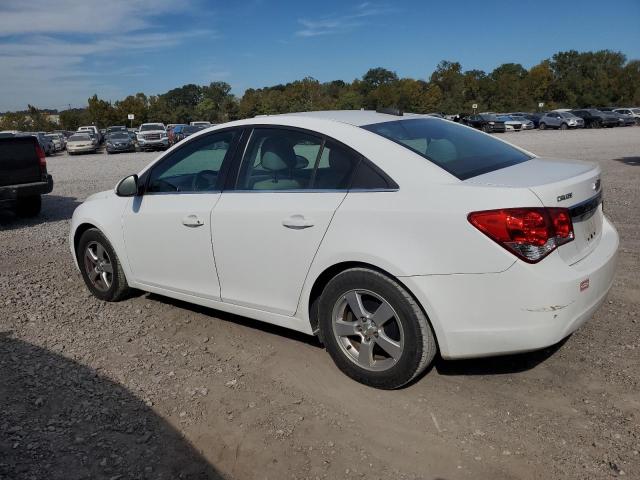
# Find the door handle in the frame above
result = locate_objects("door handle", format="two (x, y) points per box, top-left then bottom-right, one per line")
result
(182, 214), (204, 227)
(282, 214), (314, 230)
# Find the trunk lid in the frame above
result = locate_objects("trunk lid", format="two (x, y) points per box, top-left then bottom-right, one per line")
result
(467, 158), (603, 265)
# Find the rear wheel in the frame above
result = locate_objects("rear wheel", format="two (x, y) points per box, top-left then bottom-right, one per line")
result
(77, 228), (130, 302)
(318, 268), (437, 389)
(560, 123), (568, 130)
(592, 120), (602, 129)
(539, 122), (546, 130)
(16, 195), (41, 217)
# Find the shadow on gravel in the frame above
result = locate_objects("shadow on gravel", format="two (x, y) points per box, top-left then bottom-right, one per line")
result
(435, 337), (569, 376)
(146, 293), (324, 349)
(614, 156), (640, 166)
(0, 332), (223, 480)
(0, 195), (81, 230)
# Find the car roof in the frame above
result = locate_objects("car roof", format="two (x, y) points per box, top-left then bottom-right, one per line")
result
(258, 110), (428, 127)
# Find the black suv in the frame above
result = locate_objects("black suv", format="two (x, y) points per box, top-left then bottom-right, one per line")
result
(463, 113), (506, 133)
(570, 109), (618, 128)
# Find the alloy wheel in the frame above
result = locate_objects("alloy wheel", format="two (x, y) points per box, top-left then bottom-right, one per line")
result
(83, 241), (114, 292)
(331, 289), (404, 372)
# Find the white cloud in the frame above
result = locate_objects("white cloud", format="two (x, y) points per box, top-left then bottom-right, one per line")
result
(0, 0), (176, 36)
(0, 0), (217, 110)
(295, 3), (395, 37)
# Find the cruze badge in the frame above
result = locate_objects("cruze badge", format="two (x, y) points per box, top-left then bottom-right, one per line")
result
(557, 192), (573, 202)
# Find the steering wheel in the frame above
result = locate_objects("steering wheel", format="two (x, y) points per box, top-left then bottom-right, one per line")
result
(192, 170), (218, 191)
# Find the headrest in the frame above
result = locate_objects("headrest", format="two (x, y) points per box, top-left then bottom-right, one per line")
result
(261, 137), (296, 171)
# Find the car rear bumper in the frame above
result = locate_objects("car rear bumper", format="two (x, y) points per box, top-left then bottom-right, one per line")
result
(403, 216), (619, 359)
(0, 175), (53, 202)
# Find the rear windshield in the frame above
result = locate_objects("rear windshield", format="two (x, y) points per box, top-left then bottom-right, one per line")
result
(362, 118), (532, 180)
(70, 134), (90, 141)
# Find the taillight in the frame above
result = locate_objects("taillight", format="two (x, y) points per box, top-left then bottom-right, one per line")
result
(468, 207), (574, 263)
(35, 143), (46, 171)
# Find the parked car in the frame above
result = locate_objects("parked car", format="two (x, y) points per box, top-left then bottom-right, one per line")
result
(570, 109), (618, 128)
(53, 132), (67, 150)
(106, 132), (136, 154)
(136, 123), (169, 151)
(512, 112), (544, 128)
(173, 124), (206, 143)
(539, 111), (584, 130)
(78, 125), (102, 143)
(606, 110), (636, 127)
(496, 115), (524, 131)
(67, 133), (98, 155)
(508, 115), (535, 130)
(0, 135), (53, 216)
(463, 113), (506, 133)
(45, 133), (63, 151)
(28, 132), (55, 156)
(167, 124), (186, 145)
(613, 108), (640, 125)
(69, 110), (618, 389)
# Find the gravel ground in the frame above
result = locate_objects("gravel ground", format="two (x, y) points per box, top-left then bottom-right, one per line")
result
(1, 127), (639, 480)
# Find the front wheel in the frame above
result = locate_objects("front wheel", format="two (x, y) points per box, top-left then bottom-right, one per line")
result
(539, 122), (546, 130)
(77, 228), (130, 301)
(318, 268), (437, 389)
(560, 123), (568, 130)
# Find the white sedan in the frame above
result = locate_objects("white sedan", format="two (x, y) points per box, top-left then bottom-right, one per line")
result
(69, 110), (618, 389)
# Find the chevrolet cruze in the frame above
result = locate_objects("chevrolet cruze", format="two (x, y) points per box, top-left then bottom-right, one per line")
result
(69, 110), (618, 389)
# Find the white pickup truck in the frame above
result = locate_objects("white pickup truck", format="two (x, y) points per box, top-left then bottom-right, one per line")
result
(136, 123), (169, 151)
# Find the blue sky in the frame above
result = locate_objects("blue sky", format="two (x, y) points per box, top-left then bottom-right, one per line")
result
(0, 0), (639, 111)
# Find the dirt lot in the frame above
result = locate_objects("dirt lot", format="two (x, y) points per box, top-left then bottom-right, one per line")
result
(1, 127), (639, 480)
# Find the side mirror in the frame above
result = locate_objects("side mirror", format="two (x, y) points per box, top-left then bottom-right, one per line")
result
(116, 174), (139, 197)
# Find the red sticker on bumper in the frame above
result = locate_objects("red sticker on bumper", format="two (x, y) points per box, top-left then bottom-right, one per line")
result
(580, 279), (589, 292)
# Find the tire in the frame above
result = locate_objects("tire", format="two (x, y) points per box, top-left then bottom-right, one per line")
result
(593, 120), (601, 129)
(539, 122), (546, 130)
(482, 124), (491, 133)
(77, 228), (130, 302)
(16, 195), (41, 217)
(318, 268), (437, 389)
(560, 123), (568, 130)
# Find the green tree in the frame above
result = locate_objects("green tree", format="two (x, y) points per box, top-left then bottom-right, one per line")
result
(59, 108), (89, 130)
(430, 61), (465, 113)
(0, 111), (30, 131)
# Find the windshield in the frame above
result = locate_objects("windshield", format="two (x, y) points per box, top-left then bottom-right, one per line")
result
(69, 134), (90, 141)
(183, 126), (204, 134)
(480, 114), (499, 121)
(109, 133), (129, 140)
(362, 118), (531, 180)
(559, 112), (577, 118)
(140, 124), (164, 131)
(497, 115), (513, 121)
(632, 109), (640, 114)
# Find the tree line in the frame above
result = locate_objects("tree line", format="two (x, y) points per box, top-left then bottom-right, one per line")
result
(1, 49), (638, 132)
